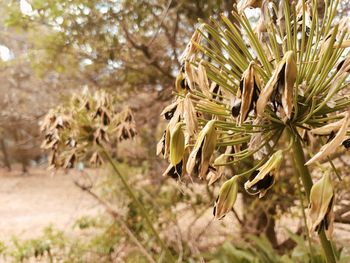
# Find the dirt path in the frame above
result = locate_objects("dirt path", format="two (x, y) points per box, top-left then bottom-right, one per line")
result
(0, 166), (101, 243)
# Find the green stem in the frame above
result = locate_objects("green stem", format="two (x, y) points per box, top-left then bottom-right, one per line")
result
(101, 148), (175, 262)
(288, 129), (337, 263)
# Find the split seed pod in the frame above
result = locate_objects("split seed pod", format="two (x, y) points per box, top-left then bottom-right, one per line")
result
(156, 125), (171, 158)
(239, 62), (256, 125)
(198, 61), (210, 97)
(310, 119), (343, 135)
(244, 150), (283, 198)
(213, 176), (239, 220)
(256, 51), (297, 119)
(282, 51), (297, 119)
(306, 111), (350, 165)
(175, 71), (189, 93)
(186, 120), (217, 178)
(308, 173), (335, 240)
(183, 94), (198, 136)
(170, 122), (185, 166)
(160, 101), (179, 121)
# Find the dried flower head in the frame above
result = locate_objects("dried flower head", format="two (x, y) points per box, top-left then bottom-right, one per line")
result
(158, 0), (350, 232)
(41, 89), (136, 169)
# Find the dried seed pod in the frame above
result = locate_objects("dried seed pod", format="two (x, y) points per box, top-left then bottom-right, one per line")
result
(156, 130), (167, 156)
(239, 62), (256, 125)
(64, 153), (76, 169)
(244, 150), (283, 198)
(198, 61), (210, 96)
(213, 176), (239, 219)
(170, 122), (185, 166)
(306, 111), (350, 165)
(89, 152), (104, 166)
(183, 94), (198, 136)
(65, 138), (77, 148)
(282, 51), (297, 119)
(156, 125), (171, 158)
(309, 173), (335, 240)
(310, 119), (343, 135)
(186, 120), (217, 178)
(256, 51), (296, 119)
(184, 61), (195, 91)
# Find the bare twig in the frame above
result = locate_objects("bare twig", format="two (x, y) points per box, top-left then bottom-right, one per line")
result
(74, 180), (156, 263)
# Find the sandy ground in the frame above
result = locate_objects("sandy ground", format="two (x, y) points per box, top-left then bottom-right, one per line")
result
(0, 165), (349, 261)
(0, 166), (101, 243)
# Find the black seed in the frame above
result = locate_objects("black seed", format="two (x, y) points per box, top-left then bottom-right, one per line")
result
(212, 84), (222, 100)
(209, 165), (216, 172)
(103, 113), (110, 125)
(167, 160), (183, 179)
(231, 101), (241, 117)
(305, 26), (311, 37)
(125, 113), (133, 122)
(324, 217), (329, 230)
(164, 106), (177, 120)
(180, 78), (188, 90)
(342, 138), (350, 149)
(84, 101), (90, 111)
(253, 173), (274, 191)
(239, 79), (244, 94)
(180, 64), (185, 73)
(249, 170), (259, 181)
(213, 205), (216, 216)
(161, 131), (166, 155)
(212, 84), (220, 95)
(193, 141), (204, 176)
(122, 127), (129, 139)
(337, 60), (345, 72)
(327, 131), (335, 143)
(249, 81), (260, 113)
(175, 160), (183, 176)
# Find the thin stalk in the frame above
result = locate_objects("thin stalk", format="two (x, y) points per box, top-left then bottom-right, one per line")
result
(295, 171), (315, 260)
(101, 147), (175, 262)
(288, 129), (337, 263)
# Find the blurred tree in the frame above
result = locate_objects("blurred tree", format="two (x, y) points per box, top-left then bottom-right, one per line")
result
(1, 0), (236, 170)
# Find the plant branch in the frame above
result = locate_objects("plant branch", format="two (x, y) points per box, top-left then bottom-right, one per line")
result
(74, 180), (156, 263)
(100, 147), (175, 262)
(288, 128), (337, 263)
